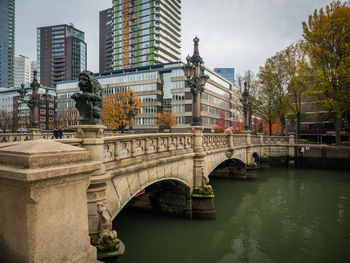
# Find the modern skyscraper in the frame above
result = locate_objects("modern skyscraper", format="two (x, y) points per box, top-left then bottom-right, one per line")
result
(0, 0), (15, 88)
(100, 8), (114, 72)
(37, 24), (87, 88)
(112, 0), (181, 70)
(14, 55), (34, 87)
(214, 68), (235, 83)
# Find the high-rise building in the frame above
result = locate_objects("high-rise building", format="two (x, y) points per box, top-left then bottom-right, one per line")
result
(37, 24), (87, 88)
(99, 8), (114, 72)
(14, 55), (34, 88)
(112, 0), (181, 70)
(0, 0), (15, 88)
(214, 68), (235, 83)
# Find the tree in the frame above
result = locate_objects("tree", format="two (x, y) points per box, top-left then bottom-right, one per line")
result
(155, 112), (177, 130)
(102, 91), (142, 132)
(230, 114), (244, 133)
(257, 61), (279, 135)
(302, 0), (350, 144)
(214, 111), (228, 133)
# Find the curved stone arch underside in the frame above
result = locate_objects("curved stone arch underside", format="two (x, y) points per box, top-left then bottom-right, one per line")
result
(105, 157), (194, 220)
(109, 177), (191, 220)
(204, 150), (247, 179)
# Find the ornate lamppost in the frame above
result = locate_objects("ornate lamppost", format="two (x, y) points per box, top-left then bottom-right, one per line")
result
(124, 93), (139, 131)
(17, 70), (48, 129)
(240, 81), (250, 132)
(182, 36), (209, 126)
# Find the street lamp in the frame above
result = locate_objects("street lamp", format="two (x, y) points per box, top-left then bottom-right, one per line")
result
(123, 92), (138, 131)
(182, 36), (209, 126)
(17, 70), (41, 129)
(240, 81), (250, 131)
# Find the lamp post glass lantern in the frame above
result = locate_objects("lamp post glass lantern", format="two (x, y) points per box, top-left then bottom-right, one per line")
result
(17, 70), (53, 130)
(241, 81), (250, 131)
(182, 36), (209, 126)
(124, 93), (138, 131)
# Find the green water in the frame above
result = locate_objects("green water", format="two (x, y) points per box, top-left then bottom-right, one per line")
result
(114, 168), (350, 263)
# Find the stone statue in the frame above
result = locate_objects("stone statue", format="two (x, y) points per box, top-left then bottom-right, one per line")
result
(91, 202), (120, 252)
(71, 70), (102, 125)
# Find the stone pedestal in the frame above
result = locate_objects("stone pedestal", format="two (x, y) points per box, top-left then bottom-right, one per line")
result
(29, 127), (41, 140)
(70, 125), (107, 235)
(0, 139), (100, 262)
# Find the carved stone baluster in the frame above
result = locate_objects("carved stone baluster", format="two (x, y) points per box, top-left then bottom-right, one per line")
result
(115, 141), (121, 160)
(145, 138), (150, 154)
(131, 139), (136, 157)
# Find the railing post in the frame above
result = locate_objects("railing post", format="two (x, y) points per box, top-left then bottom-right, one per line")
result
(246, 132), (251, 145)
(225, 128), (233, 148)
(70, 125), (107, 235)
(0, 140), (101, 262)
(188, 126), (216, 219)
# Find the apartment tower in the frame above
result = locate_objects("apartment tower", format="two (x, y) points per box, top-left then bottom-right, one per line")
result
(37, 24), (87, 88)
(113, 0), (181, 70)
(0, 0), (15, 88)
(100, 8), (114, 72)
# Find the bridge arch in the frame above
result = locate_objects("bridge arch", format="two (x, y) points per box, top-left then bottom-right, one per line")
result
(110, 177), (191, 220)
(207, 157), (247, 180)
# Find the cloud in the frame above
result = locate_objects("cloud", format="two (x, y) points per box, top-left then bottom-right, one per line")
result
(15, 0), (331, 77)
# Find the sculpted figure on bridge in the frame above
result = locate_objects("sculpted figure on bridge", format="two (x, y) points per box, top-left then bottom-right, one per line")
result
(71, 70), (103, 125)
(91, 202), (120, 252)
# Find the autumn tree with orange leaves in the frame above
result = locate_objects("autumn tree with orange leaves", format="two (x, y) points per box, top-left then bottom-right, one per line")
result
(102, 91), (142, 132)
(156, 111), (177, 130)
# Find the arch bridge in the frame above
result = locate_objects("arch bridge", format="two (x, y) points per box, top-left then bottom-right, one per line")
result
(0, 126), (294, 262)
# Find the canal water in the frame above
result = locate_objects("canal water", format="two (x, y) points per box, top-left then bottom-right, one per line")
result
(114, 168), (350, 263)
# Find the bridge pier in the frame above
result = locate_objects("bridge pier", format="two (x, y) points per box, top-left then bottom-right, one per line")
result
(188, 126), (216, 219)
(71, 125), (124, 261)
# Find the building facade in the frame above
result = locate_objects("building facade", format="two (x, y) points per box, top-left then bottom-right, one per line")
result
(0, 0), (15, 88)
(100, 8), (114, 73)
(37, 24), (87, 88)
(0, 86), (56, 131)
(14, 55), (36, 88)
(56, 62), (241, 132)
(214, 68), (235, 83)
(112, 0), (181, 70)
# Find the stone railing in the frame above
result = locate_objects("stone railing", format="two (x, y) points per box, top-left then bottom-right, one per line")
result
(251, 135), (262, 145)
(102, 133), (193, 163)
(232, 134), (247, 146)
(203, 134), (230, 150)
(264, 136), (289, 144)
(0, 132), (74, 143)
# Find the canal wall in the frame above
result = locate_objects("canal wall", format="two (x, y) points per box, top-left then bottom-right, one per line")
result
(295, 145), (350, 170)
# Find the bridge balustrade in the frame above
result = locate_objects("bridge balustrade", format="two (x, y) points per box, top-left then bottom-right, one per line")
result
(251, 135), (262, 145)
(203, 134), (229, 150)
(232, 134), (247, 145)
(264, 136), (289, 144)
(103, 133), (193, 163)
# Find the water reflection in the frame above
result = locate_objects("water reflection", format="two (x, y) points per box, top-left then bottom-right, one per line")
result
(115, 168), (350, 263)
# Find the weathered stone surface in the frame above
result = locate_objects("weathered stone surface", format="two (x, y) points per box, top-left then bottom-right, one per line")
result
(0, 140), (101, 263)
(0, 139), (90, 169)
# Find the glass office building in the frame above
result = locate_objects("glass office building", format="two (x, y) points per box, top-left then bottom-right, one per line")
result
(0, 0), (15, 88)
(112, 0), (181, 70)
(56, 62), (240, 132)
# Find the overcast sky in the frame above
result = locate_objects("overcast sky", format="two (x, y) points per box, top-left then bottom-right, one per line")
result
(15, 0), (331, 77)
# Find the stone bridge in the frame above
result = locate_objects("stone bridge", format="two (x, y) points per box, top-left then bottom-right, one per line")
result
(61, 126), (294, 230)
(0, 126), (294, 262)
